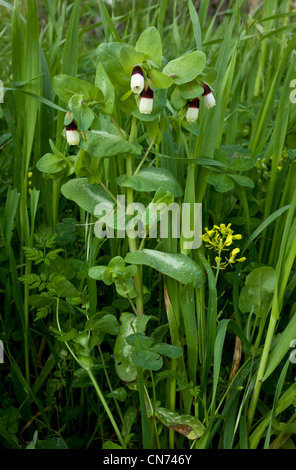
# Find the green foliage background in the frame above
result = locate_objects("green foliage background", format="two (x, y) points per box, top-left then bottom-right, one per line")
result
(0, 0), (296, 450)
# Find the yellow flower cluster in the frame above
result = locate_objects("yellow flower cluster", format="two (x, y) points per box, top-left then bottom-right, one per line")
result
(202, 223), (246, 269)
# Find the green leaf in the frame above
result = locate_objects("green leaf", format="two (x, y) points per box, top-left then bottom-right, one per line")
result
(150, 407), (205, 440)
(120, 89), (133, 101)
(35, 437), (68, 450)
(215, 146), (255, 171)
(241, 205), (290, 255)
(122, 406), (138, 436)
(115, 279), (137, 299)
(113, 312), (151, 382)
(72, 364), (104, 388)
(150, 343), (183, 358)
(238, 285), (254, 314)
(120, 45), (145, 76)
(244, 266), (276, 307)
(36, 153), (67, 174)
(50, 276), (78, 298)
(102, 441), (124, 450)
(73, 149), (91, 177)
(188, 0), (202, 51)
(95, 60), (115, 115)
(68, 94), (95, 131)
(264, 312), (296, 381)
(79, 130), (142, 158)
(49, 326), (78, 342)
(206, 173), (235, 192)
(148, 69), (173, 89)
(125, 332), (154, 350)
(171, 86), (187, 109)
(135, 27), (162, 67)
(55, 218), (76, 245)
(116, 167), (183, 197)
(203, 67), (218, 84)
(61, 177), (114, 215)
(162, 51), (206, 85)
(122, 265), (138, 280)
(180, 284), (197, 384)
(229, 174), (255, 188)
(88, 266), (107, 281)
(97, 0), (121, 42)
(125, 249), (205, 288)
(182, 121), (200, 136)
(78, 355), (93, 370)
(53, 74), (104, 104)
(97, 42), (130, 92)
(107, 387), (127, 402)
(178, 80), (203, 100)
(145, 118), (161, 144)
(131, 349), (163, 371)
(85, 313), (119, 335)
(0, 407), (19, 435)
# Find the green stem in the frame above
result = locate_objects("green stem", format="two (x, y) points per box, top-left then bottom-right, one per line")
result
(87, 369), (126, 448)
(215, 252), (221, 285)
(23, 274), (30, 385)
(137, 367), (151, 449)
(247, 313), (277, 429)
(98, 345), (125, 431)
(146, 374), (160, 449)
(52, 179), (61, 228)
(169, 359), (177, 449)
(126, 116), (144, 315)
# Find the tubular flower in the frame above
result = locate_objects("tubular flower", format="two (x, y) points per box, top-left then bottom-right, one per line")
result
(202, 83), (216, 109)
(66, 120), (80, 146)
(130, 66), (145, 94)
(186, 98), (200, 122)
(139, 86), (153, 114)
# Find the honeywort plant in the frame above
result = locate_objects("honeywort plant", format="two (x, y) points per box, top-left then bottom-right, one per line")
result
(0, 0), (296, 450)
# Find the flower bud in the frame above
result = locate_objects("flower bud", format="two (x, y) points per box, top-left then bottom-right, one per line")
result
(139, 86), (153, 114)
(202, 83), (216, 109)
(186, 98), (200, 122)
(66, 121), (80, 146)
(130, 66), (145, 94)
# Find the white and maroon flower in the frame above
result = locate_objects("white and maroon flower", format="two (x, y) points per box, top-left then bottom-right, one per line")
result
(202, 83), (216, 109)
(130, 66), (145, 94)
(186, 98), (200, 122)
(66, 121), (80, 146)
(139, 86), (153, 114)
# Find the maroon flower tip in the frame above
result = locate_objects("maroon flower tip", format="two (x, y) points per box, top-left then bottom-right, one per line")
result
(202, 83), (211, 96)
(132, 66), (144, 76)
(141, 87), (153, 99)
(66, 120), (78, 131)
(188, 98), (200, 108)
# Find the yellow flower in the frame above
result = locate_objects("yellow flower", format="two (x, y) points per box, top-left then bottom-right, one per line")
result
(202, 223), (246, 270)
(226, 248), (246, 266)
(225, 234), (233, 246)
